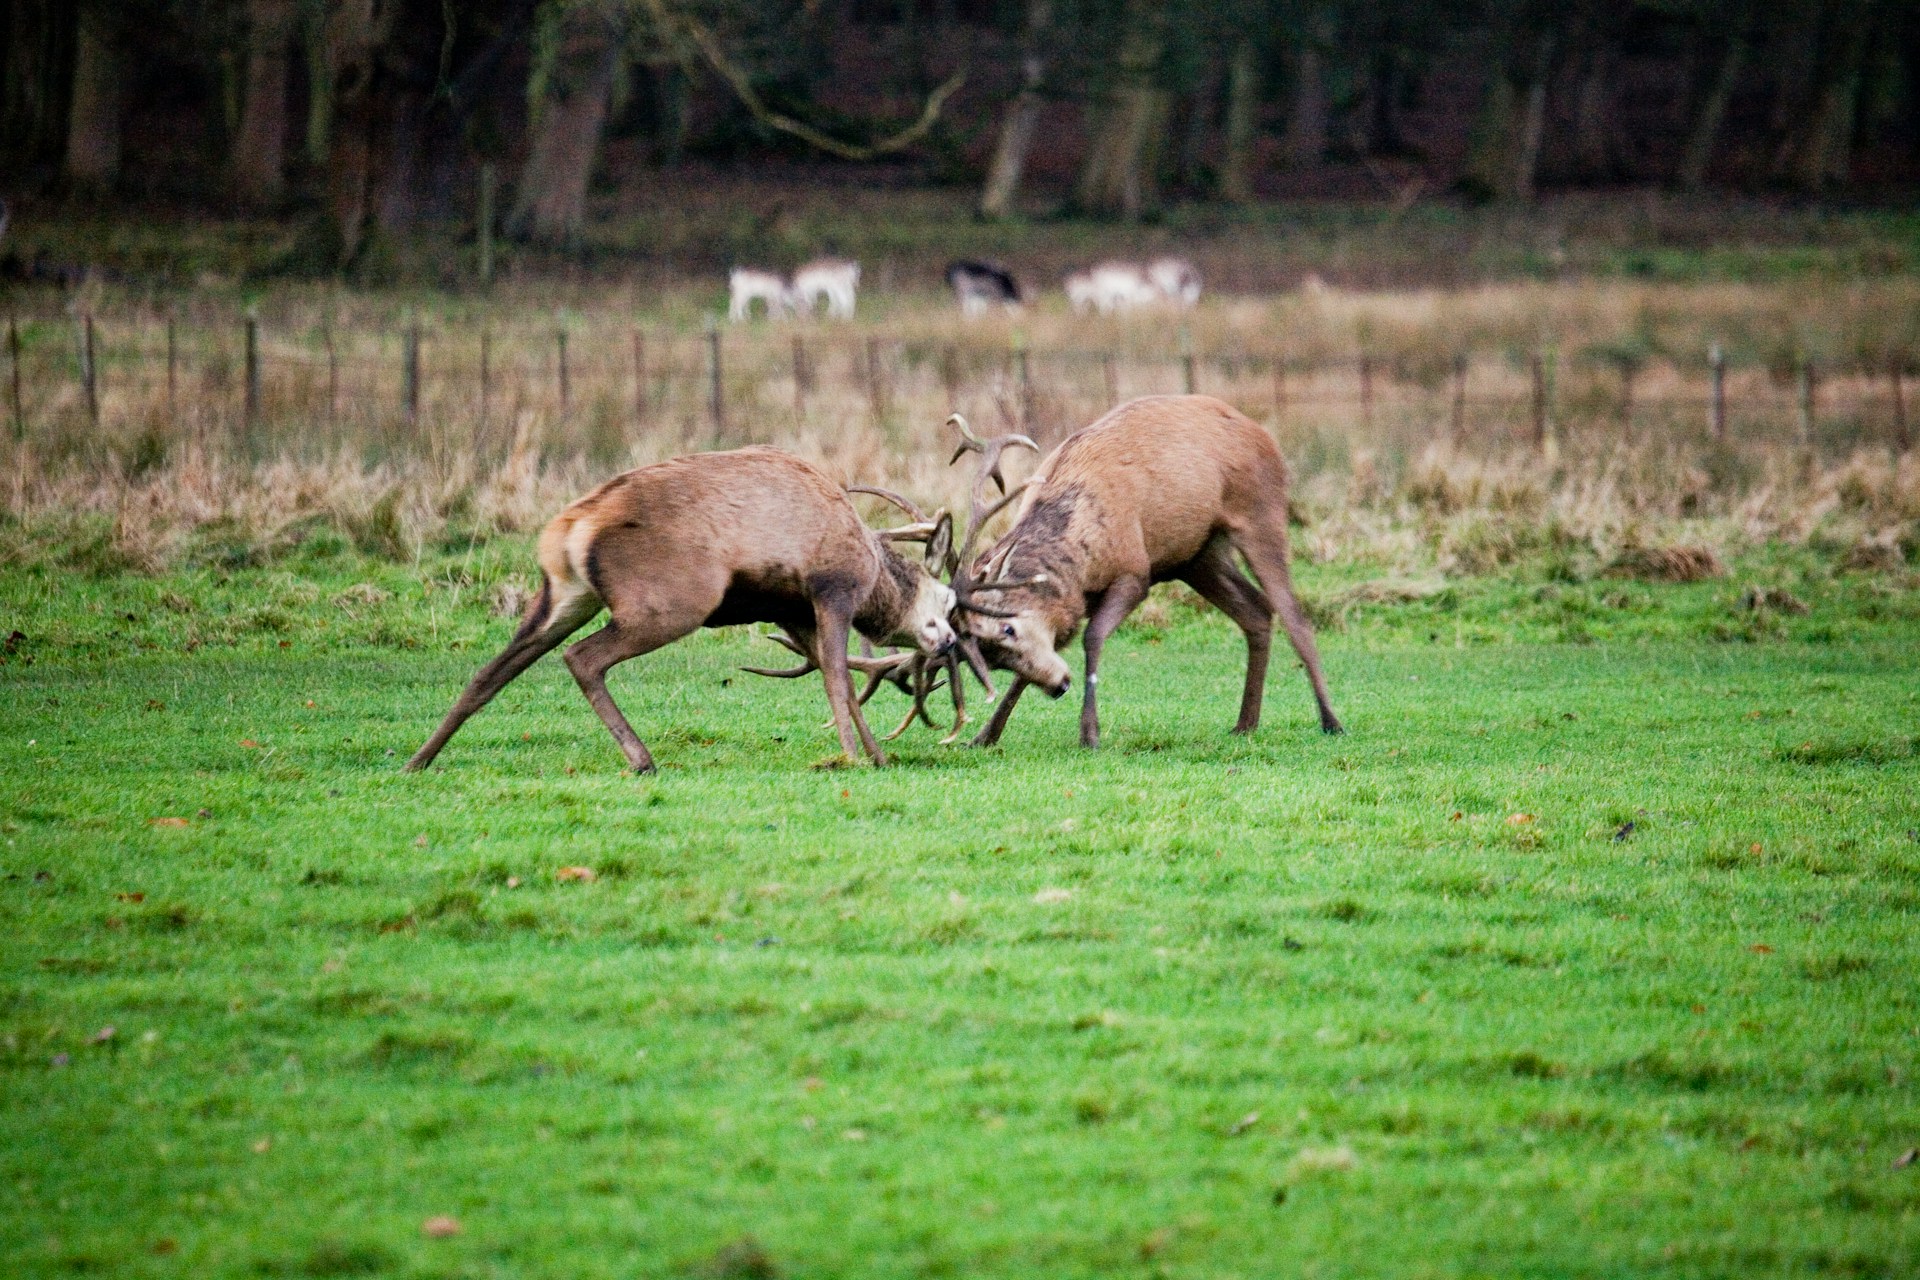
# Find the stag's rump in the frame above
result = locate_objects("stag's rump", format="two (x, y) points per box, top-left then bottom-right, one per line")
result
(536, 447), (877, 628)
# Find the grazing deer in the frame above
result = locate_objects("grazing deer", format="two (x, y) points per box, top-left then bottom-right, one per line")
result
(946, 259), (1022, 316)
(1146, 256), (1201, 307)
(729, 267), (792, 323)
(1064, 262), (1162, 315)
(406, 447), (958, 774)
(790, 259), (861, 319)
(949, 397), (1342, 748)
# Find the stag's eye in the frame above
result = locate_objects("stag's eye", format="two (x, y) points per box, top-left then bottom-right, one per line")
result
(1001, 623), (1017, 639)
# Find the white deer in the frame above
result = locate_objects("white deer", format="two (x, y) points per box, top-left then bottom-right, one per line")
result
(1147, 257), (1201, 307)
(728, 268), (792, 323)
(790, 259), (861, 319)
(1065, 262), (1161, 315)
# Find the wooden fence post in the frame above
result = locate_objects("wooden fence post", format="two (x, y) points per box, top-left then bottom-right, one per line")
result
(165, 316), (177, 418)
(1796, 357), (1815, 446)
(555, 328), (570, 414)
(7, 318), (22, 440)
(1708, 343), (1726, 442)
(705, 319), (723, 434)
(1358, 352), (1374, 429)
(1529, 351), (1546, 449)
(865, 336), (888, 421)
(1619, 362), (1636, 442)
(793, 334), (811, 413)
(1891, 355), (1910, 453)
(324, 327), (339, 427)
(479, 330), (491, 430)
(243, 314), (260, 429)
(477, 161), (496, 287)
(403, 323), (422, 424)
(1013, 333), (1033, 431)
(632, 329), (646, 424)
(80, 313), (100, 427)
(1179, 324), (1196, 395)
(1450, 353), (1467, 444)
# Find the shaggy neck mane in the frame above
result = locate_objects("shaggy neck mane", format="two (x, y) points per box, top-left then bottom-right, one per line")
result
(984, 488), (1089, 624)
(855, 538), (921, 638)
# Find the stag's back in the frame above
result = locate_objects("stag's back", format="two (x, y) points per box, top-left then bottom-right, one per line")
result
(537, 447), (873, 601)
(1020, 396), (1286, 576)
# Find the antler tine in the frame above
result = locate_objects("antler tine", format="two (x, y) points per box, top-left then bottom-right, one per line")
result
(879, 521), (940, 543)
(938, 651), (970, 745)
(953, 481), (1029, 574)
(740, 661), (816, 678)
(968, 573), (1049, 593)
(847, 650), (918, 677)
(846, 485), (929, 523)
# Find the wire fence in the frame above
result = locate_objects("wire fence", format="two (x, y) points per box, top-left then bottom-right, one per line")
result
(5, 309), (1914, 466)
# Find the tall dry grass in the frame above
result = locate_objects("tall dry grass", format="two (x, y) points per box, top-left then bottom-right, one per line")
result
(3, 278), (1917, 578)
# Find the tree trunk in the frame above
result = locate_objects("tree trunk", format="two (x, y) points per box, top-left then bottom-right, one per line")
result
(305, 4), (333, 165)
(321, 0), (395, 266)
(978, 0), (1052, 219)
(233, 0), (296, 208)
(63, 1), (121, 190)
(1569, 40), (1614, 181)
(1074, 3), (1167, 219)
(1777, 6), (1873, 191)
(1282, 16), (1330, 170)
(1511, 35), (1554, 201)
(1220, 39), (1261, 202)
(3, 0), (79, 169)
(1679, 33), (1745, 192)
(507, 7), (621, 246)
(1175, 54), (1222, 190)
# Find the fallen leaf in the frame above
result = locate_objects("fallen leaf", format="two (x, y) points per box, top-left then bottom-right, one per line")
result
(147, 817), (189, 828)
(1894, 1148), (1917, 1170)
(413, 834), (429, 848)
(1506, 813), (1534, 825)
(89, 1025), (116, 1044)
(420, 1216), (461, 1239)
(150, 1239), (178, 1256)
(1748, 943), (1773, 954)
(1227, 1110), (1261, 1137)
(251, 1137), (271, 1154)
(115, 892), (145, 903)
(556, 866), (596, 883)
(801, 1076), (824, 1092)
(195, 808), (212, 819)
(304, 700), (315, 708)
(1749, 842), (1763, 855)
(504, 876), (520, 889)
(239, 739), (259, 749)
(1032, 887), (1072, 905)
(841, 1127), (867, 1142)
(1449, 810), (1463, 821)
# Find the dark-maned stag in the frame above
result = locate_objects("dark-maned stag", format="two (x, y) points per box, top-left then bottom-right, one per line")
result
(950, 395), (1342, 748)
(406, 446), (957, 774)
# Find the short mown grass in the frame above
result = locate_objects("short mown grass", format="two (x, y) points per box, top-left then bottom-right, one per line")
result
(3, 549), (1919, 1278)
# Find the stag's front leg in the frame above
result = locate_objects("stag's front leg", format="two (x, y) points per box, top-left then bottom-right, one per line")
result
(969, 676), (1029, 747)
(813, 601), (887, 766)
(1079, 577), (1149, 749)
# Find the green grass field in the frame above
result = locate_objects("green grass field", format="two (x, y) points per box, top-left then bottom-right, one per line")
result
(3, 546), (1918, 1278)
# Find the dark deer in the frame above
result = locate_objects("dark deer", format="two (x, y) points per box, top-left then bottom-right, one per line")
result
(406, 446), (957, 774)
(952, 395), (1342, 747)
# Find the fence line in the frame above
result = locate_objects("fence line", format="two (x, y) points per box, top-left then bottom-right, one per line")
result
(2, 312), (1914, 460)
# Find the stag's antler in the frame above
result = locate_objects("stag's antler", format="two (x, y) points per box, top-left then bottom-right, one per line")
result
(942, 413), (1046, 695)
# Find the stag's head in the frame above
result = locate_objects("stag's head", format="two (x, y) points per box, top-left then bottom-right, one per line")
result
(850, 486), (958, 659)
(941, 414), (1074, 698)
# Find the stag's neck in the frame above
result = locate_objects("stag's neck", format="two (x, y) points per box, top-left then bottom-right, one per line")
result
(993, 489), (1092, 627)
(853, 536), (921, 641)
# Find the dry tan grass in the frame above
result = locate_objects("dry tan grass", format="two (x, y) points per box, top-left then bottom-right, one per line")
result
(3, 280), (1916, 578)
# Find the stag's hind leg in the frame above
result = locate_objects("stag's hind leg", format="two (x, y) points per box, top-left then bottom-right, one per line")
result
(405, 582), (602, 771)
(563, 614), (701, 774)
(1229, 516), (1343, 734)
(812, 598), (886, 766)
(1182, 538), (1275, 735)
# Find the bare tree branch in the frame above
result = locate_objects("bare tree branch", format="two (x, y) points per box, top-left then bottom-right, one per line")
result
(640, 0), (966, 162)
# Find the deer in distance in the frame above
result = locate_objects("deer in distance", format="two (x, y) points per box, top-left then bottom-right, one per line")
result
(405, 446), (958, 774)
(948, 396), (1342, 748)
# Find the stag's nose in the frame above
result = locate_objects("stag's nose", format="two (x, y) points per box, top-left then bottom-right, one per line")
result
(1047, 673), (1072, 699)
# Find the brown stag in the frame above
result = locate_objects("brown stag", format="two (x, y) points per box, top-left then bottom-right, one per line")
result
(950, 396), (1342, 747)
(405, 446), (957, 773)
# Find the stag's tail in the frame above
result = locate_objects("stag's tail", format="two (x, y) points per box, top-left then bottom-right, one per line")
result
(403, 521), (603, 771)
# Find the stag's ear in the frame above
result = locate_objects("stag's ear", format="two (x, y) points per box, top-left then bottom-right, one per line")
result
(925, 511), (953, 573)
